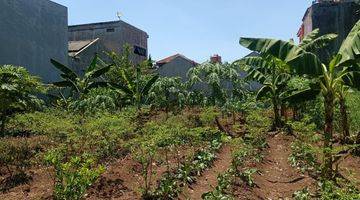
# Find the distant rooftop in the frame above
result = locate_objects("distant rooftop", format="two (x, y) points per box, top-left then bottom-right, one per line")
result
(68, 38), (99, 57)
(156, 54), (198, 66)
(68, 20), (148, 37)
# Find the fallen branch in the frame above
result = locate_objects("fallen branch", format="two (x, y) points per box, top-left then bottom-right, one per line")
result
(265, 176), (305, 184)
(215, 117), (236, 137)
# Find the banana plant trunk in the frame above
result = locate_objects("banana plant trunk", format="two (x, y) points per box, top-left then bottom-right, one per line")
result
(339, 97), (350, 143)
(0, 115), (6, 136)
(272, 97), (282, 128)
(281, 104), (288, 122)
(323, 93), (334, 179)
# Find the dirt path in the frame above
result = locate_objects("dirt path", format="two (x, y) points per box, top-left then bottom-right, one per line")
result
(179, 144), (233, 200)
(237, 133), (316, 199)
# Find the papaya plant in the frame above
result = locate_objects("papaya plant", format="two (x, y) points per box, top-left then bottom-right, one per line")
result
(148, 77), (186, 115)
(0, 65), (44, 134)
(187, 61), (239, 106)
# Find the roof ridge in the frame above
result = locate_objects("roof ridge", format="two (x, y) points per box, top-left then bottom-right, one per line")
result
(156, 54), (198, 65)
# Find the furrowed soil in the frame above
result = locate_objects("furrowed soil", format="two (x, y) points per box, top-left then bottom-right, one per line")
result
(2, 132), (360, 199)
(234, 133), (317, 199)
(179, 145), (233, 200)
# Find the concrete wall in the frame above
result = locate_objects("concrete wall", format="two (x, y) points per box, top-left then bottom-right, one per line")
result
(68, 20), (148, 71)
(304, 1), (360, 59)
(0, 0), (68, 83)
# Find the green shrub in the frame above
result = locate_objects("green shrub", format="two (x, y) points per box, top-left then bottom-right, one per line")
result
(319, 180), (360, 200)
(346, 91), (360, 137)
(9, 109), (78, 136)
(199, 107), (220, 126)
(44, 151), (104, 200)
(68, 88), (118, 114)
(0, 65), (45, 134)
(0, 140), (35, 177)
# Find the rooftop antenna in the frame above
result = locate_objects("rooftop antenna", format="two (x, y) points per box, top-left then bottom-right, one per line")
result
(116, 12), (123, 20)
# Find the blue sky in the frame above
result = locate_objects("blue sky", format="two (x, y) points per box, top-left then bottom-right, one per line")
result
(53, 0), (313, 63)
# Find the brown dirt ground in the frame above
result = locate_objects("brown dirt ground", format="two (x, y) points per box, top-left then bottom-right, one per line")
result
(234, 133), (317, 200)
(339, 155), (360, 189)
(2, 123), (360, 199)
(179, 145), (233, 200)
(0, 167), (53, 200)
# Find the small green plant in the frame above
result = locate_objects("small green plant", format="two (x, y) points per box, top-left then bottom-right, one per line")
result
(44, 151), (104, 200)
(131, 143), (158, 198)
(153, 173), (181, 200)
(238, 168), (258, 187)
(293, 187), (311, 200)
(202, 169), (235, 200)
(289, 140), (319, 173)
(319, 180), (360, 200)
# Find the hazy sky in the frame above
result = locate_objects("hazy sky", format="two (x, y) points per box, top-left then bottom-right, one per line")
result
(52, 0), (313, 63)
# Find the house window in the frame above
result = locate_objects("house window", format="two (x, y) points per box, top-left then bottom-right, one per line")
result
(134, 45), (147, 57)
(106, 28), (115, 32)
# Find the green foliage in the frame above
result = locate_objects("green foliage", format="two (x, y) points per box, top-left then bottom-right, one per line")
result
(9, 109), (135, 160)
(188, 62), (239, 106)
(110, 61), (159, 109)
(0, 140), (36, 177)
(293, 187), (311, 200)
(238, 168), (258, 187)
(51, 55), (111, 99)
(148, 77), (187, 112)
(199, 107), (221, 126)
(289, 118), (320, 173)
(105, 44), (134, 84)
(319, 180), (360, 200)
(0, 65), (44, 134)
(346, 91), (360, 135)
(202, 169), (235, 200)
(68, 88), (117, 114)
(153, 173), (181, 200)
(9, 109), (79, 137)
(239, 20), (360, 179)
(289, 140), (319, 173)
(44, 151), (104, 200)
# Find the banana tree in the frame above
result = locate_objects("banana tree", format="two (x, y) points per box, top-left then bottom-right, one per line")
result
(51, 55), (112, 99)
(237, 55), (291, 128)
(110, 61), (159, 110)
(239, 20), (360, 179)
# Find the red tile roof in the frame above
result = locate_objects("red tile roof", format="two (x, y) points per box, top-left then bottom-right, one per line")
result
(156, 54), (198, 66)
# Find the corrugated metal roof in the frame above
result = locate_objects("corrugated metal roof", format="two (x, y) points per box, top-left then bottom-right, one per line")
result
(68, 38), (99, 57)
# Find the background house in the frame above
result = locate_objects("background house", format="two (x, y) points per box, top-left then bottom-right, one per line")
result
(155, 54), (198, 82)
(68, 20), (149, 75)
(0, 0), (68, 83)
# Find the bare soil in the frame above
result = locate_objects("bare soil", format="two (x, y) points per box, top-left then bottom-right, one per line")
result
(179, 145), (233, 200)
(234, 133), (317, 199)
(1, 130), (360, 199)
